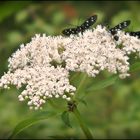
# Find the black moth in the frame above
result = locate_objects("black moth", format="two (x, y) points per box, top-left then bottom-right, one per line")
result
(109, 20), (131, 41)
(62, 15), (97, 36)
(126, 31), (140, 39)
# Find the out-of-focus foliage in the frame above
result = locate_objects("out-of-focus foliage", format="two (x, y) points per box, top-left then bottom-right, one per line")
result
(0, 1), (140, 139)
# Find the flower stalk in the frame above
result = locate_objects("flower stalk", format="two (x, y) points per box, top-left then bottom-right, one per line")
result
(71, 73), (93, 139)
(48, 98), (93, 139)
(75, 73), (88, 95)
(73, 107), (93, 139)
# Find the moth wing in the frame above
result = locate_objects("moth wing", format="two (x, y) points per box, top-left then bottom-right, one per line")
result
(110, 20), (131, 33)
(80, 15), (97, 29)
(114, 20), (131, 31)
(62, 28), (77, 36)
(129, 31), (140, 38)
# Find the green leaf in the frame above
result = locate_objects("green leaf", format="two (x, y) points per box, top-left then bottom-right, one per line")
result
(0, 2), (30, 23)
(61, 111), (72, 128)
(86, 75), (118, 92)
(78, 98), (88, 107)
(130, 62), (140, 72)
(9, 111), (58, 138)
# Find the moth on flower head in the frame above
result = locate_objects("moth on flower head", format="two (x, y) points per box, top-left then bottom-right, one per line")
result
(0, 21), (140, 110)
(126, 31), (140, 39)
(62, 15), (97, 36)
(109, 20), (131, 41)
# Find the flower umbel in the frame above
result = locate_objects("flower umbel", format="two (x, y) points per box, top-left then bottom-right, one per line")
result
(0, 25), (140, 109)
(62, 25), (131, 78)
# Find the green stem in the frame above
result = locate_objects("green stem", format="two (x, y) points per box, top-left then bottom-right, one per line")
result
(73, 107), (94, 139)
(75, 73), (88, 95)
(71, 73), (93, 138)
(70, 72), (80, 82)
(48, 72), (93, 139)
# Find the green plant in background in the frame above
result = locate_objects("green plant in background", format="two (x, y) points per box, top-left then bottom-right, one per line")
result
(0, 1), (140, 139)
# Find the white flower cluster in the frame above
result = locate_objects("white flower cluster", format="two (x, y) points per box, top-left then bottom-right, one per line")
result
(0, 25), (140, 109)
(62, 26), (131, 78)
(117, 31), (140, 55)
(0, 66), (75, 110)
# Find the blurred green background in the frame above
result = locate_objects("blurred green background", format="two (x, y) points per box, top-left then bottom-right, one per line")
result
(0, 1), (140, 139)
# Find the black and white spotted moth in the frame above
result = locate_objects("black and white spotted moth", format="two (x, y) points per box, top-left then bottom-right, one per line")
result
(62, 15), (97, 36)
(62, 15), (139, 40)
(109, 20), (131, 41)
(126, 31), (140, 39)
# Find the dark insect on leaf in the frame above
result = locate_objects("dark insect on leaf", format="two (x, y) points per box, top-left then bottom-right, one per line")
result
(62, 15), (97, 36)
(126, 31), (140, 39)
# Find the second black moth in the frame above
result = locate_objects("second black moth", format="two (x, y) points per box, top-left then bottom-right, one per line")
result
(62, 15), (97, 36)
(126, 31), (140, 39)
(109, 20), (131, 41)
